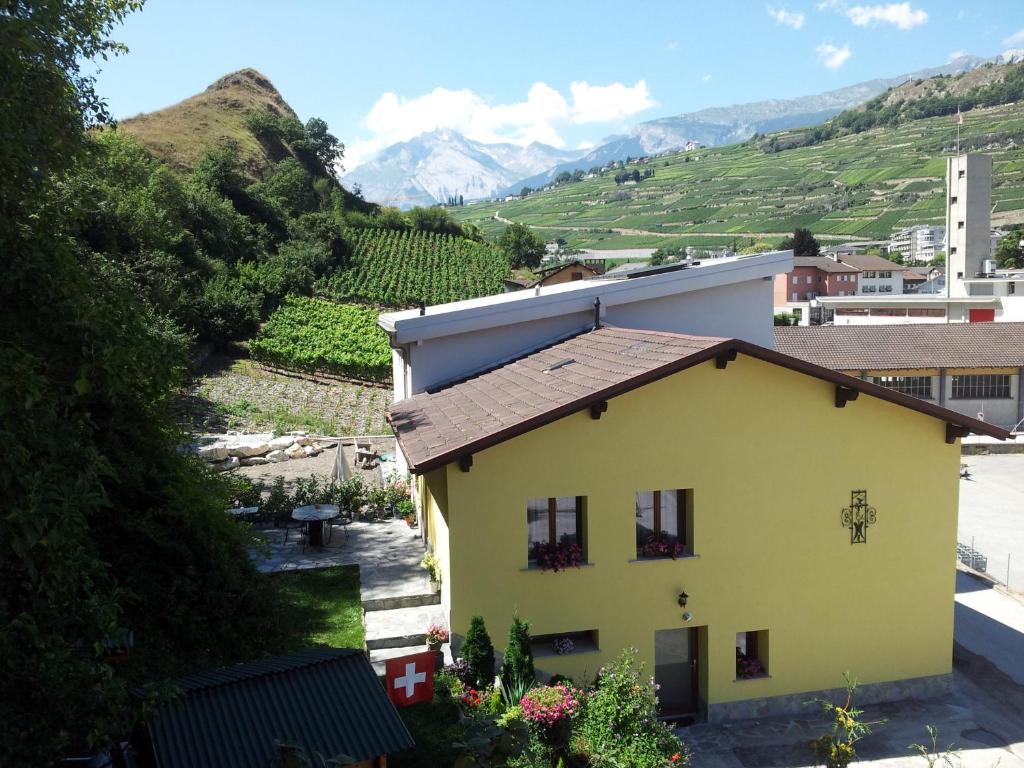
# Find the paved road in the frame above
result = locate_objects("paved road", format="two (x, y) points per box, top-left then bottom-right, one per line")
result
(955, 570), (1024, 685)
(958, 454), (1024, 590)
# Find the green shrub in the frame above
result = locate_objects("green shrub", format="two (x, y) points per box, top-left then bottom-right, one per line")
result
(573, 648), (688, 768)
(461, 616), (496, 689)
(198, 275), (262, 340)
(501, 615), (535, 691)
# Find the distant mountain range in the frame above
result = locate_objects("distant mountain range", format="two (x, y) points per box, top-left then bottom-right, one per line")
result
(343, 54), (996, 208)
(341, 130), (583, 209)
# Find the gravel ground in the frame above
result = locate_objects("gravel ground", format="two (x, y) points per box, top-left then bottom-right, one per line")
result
(179, 353), (391, 437)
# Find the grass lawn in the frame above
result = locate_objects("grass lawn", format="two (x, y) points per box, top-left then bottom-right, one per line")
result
(273, 565), (364, 650)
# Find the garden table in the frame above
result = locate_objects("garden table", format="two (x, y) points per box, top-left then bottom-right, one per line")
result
(292, 504), (340, 547)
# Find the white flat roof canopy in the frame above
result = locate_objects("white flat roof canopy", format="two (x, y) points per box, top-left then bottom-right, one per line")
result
(817, 295), (1000, 308)
(379, 250), (793, 344)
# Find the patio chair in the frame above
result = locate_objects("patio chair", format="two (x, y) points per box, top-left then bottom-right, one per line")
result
(283, 519), (308, 550)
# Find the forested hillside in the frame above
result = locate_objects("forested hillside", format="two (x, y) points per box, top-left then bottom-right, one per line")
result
(65, 69), (509, 351)
(455, 64), (1024, 252)
(0, 9), (504, 764)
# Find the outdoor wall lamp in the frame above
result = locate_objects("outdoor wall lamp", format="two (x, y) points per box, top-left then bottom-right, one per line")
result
(677, 591), (688, 608)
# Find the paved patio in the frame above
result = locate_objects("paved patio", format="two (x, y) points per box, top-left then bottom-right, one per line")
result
(252, 517), (433, 605)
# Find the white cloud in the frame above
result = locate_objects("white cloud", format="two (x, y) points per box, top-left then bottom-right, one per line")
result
(346, 80), (656, 167)
(569, 80), (656, 124)
(768, 5), (806, 29)
(948, 49), (968, 61)
(667, 40), (678, 51)
(1005, 28), (1024, 46)
(817, 42), (852, 69)
(846, 3), (927, 30)
(576, 139), (596, 150)
(702, 74), (713, 82)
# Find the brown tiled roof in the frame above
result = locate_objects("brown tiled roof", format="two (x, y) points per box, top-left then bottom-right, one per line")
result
(774, 323), (1024, 371)
(388, 326), (1007, 472)
(830, 253), (902, 271)
(792, 257), (859, 273)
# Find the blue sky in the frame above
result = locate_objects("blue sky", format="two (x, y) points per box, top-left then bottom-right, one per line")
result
(94, 0), (1023, 168)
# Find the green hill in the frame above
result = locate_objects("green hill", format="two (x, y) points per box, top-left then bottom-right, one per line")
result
(118, 68), (302, 180)
(455, 91), (1024, 252)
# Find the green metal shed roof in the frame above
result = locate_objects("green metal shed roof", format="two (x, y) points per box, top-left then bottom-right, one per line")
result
(147, 647), (414, 768)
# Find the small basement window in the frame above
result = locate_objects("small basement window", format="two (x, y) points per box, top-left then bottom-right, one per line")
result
(531, 629), (599, 658)
(736, 630), (769, 680)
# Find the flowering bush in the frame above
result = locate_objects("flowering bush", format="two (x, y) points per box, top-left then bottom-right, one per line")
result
(736, 647), (765, 679)
(427, 624), (450, 645)
(531, 540), (584, 572)
(520, 684), (580, 727)
(554, 637), (575, 655)
(460, 687), (484, 711)
(573, 648), (689, 768)
(640, 531), (684, 559)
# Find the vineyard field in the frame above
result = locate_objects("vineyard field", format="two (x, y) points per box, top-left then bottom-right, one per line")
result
(250, 298), (392, 381)
(321, 228), (509, 307)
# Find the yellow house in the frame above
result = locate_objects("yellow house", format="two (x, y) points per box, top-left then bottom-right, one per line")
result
(387, 326), (1007, 721)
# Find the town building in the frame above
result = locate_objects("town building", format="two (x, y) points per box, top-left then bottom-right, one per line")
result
(889, 225), (945, 264)
(774, 323), (1024, 431)
(772, 256), (859, 315)
(139, 647), (414, 768)
(824, 252), (905, 295)
(387, 325), (1006, 723)
(527, 260), (603, 287)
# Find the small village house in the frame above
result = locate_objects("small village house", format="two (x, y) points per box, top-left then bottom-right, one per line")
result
(387, 325), (1006, 722)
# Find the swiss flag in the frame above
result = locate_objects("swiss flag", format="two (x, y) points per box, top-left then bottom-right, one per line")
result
(385, 651), (435, 707)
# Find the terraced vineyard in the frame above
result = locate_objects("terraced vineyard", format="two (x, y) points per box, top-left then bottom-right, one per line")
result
(455, 102), (1024, 251)
(326, 228), (509, 307)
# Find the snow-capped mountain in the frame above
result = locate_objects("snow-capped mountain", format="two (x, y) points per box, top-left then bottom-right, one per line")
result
(341, 129), (581, 208)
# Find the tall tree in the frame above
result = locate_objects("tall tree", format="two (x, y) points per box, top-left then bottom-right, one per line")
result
(779, 228), (821, 258)
(1, 3), (289, 764)
(498, 222), (545, 270)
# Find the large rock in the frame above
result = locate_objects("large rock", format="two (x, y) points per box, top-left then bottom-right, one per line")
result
(218, 456), (241, 471)
(241, 456), (269, 466)
(302, 445), (320, 457)
(228, 440), (271, 458)
(266, 450), (290, 463)
(284, 443), (306, 459)
(269, 435), (295, 451)
(294, 435), (313, 447)
(198, 444), (229, 462)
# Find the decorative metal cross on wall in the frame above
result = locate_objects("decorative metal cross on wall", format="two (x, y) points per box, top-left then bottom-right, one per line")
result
(841, 490), (877, 544)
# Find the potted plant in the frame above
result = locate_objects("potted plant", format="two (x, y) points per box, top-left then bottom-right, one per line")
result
(421, 551), (441, 591)
(426, 624), (449, 651)
(397, 498), (416, 527)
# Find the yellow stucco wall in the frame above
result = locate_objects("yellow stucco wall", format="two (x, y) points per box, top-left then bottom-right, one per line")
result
(422, 355), (961, 709)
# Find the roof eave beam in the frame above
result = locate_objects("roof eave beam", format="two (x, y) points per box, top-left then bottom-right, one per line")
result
(715, 350), (738, 370)
(835, 386), (860, 408)
(945, 424), (970, 445)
